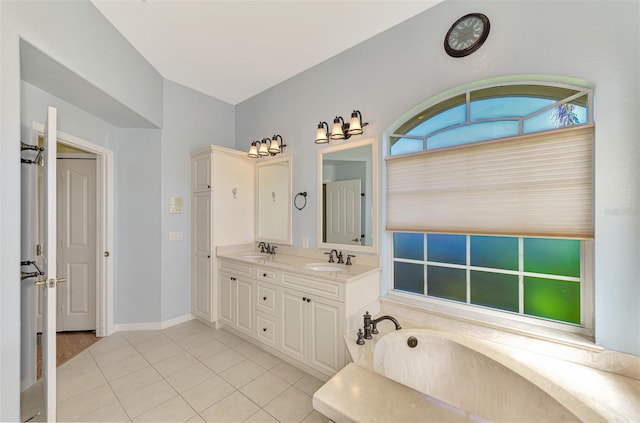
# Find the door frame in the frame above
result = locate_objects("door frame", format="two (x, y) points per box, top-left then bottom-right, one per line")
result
(32, 122), (114, 337)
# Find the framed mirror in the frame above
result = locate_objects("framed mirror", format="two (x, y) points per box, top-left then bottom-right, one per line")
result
(256, 157), (292, 244)
(317, 138), (378, 253)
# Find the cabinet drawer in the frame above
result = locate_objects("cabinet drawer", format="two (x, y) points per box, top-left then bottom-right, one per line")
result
(256, 283), (281, 316)
(256, 267), (281, 284)
(256, 313), (279, 347)
(282, 273), (343, 301)
(219, 259), (255, 277)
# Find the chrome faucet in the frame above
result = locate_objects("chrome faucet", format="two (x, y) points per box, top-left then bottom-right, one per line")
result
(363, 311), (401, 340)
(257, 242), (268, 253)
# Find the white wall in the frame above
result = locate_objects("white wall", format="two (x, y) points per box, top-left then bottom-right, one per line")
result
(235, 1), (640, 356)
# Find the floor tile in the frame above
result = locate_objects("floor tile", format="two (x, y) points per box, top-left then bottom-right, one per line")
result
(269, 361), (306, 385)
(166, 362), (216, 393)
(153, 350), (199, 378)
(91, 344), (140, 368)
(56, 384), (118, 422)
(130, 333), (174, 353)
(203, 349), (246, 373)
(187, 414), (206, 422)
(219, 360), (266, 389)
(215, 330), (244, 347)
(294, 374), (325, 396)
(264, 386), (314, 423)
(140, 340), (184, 364)
(181, 375), (235, 412)
(244, 409), (279, 423)
(188, 338), (229, 361)
(110, 365), (163, 399)
(301, 410), (331, 423)
(233, 341), (263, 357)
(74, 398), (130, 422)
(119, 379), (178, 418)
(132, 395), (198, 422)
(199, 391), (259, 423)
(249, 350), (282, 370)
(101, 353), (149, 381)
(179, 331), (218, 350)
(239, 372), (290, 407)
(57, 365), (107, 403)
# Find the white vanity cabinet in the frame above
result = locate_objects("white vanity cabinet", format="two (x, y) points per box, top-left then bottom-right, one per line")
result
(190, 146), (254, 324)
(217, 255), (380, 379)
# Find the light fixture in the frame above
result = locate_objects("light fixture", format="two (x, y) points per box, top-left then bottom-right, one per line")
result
(315, 110), (368, 143)
(315, 122), (329, 144)
(247, 135), (286, 158)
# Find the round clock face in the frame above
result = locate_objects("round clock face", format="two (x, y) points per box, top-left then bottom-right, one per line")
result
(444, 13), (490, 57)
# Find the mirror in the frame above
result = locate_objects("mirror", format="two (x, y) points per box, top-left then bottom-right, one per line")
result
(318, 138), (377, 253)
(256, 157), (292, 244)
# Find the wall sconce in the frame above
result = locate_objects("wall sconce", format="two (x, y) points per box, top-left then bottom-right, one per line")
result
(315, 110), (368, 144)
(248, 134), (286, 158)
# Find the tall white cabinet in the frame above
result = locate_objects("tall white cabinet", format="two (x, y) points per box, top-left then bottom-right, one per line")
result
(191, 146), (254, 324)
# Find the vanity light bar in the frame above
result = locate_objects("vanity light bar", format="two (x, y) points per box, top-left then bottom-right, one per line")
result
(315, 110), (368, 144)
(248, 134), (286, 158)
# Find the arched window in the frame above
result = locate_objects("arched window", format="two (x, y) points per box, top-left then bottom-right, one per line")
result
(386, 81), (594, 333)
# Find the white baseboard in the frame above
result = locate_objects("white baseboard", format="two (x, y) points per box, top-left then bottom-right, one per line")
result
(113, 313), (195, 333)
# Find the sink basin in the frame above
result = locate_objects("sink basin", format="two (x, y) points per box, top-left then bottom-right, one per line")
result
(305, 263), (346, 272)
(240, 253), (265, 259)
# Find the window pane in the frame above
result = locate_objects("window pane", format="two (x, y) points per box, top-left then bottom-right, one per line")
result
(470, 236), (518, 270)
(390, 137), (423, 156)
(407, 104), (466, 137)
(524, 277), (580, 324)
(524, 238), (580, 277)
(427, 233), (466, 265)
(470, 271), (519, 312)
(393, 233), (424, 260)
(427, 121), (519, 150)
(394, 262), (424, 294)
(470, 97), (554, 120)
(427, 266), (466, 302)
(523, 104), (587, 134)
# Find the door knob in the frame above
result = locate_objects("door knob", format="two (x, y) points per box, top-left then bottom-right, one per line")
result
(104, 251), (110, 257)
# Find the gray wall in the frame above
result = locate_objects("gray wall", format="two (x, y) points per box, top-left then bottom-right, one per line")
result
(235, 0), (640, 356)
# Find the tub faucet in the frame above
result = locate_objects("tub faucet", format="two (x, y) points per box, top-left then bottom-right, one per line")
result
(371, 315), (402, 334)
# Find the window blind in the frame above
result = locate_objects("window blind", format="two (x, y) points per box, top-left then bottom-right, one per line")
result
(386, 125), (594, 239)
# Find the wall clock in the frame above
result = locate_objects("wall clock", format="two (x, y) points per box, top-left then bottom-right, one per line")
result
(444, 13), (490, 58)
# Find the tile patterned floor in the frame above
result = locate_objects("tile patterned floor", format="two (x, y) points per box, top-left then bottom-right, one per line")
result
(24, 320), (329, 422)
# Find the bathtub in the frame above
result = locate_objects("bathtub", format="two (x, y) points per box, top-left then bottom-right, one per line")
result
(372, 329), (604, 422)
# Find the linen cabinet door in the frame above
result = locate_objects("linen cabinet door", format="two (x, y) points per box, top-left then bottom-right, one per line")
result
(309, 296), (344, 375)
(280, 290), (306, 363)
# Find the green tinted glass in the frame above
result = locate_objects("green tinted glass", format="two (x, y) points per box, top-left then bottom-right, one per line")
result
(524, 277), (580, 324)
(394, 262), (424, 295)
(471, 236), (518, 270)
(427, 234), (466, 264)
(470, 271), (519, 312)
(524, 238), (580, 277)
(427, 266), (466, 302)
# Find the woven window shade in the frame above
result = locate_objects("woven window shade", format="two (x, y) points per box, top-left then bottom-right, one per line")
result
(386, 125), (594, 239)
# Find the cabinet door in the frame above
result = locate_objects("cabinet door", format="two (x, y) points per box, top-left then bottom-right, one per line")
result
(280, 290), (306, 363)
(192, 154), (211, 192)
(193, 191), (211, 256)
(235, 278), (254, 336)
(309, 296), (344, 374)
(218, 273), (234, 326)
(192, 254), (211, 321)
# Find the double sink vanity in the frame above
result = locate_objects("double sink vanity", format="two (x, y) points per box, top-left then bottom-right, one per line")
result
(191, 138), (381, 379)
(216, 244), (380, 379)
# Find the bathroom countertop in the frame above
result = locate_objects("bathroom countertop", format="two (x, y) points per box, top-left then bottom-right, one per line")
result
(217, 249), (380, 283)
(342, 325), (640, 422)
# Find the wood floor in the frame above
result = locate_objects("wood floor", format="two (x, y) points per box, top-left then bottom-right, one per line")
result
(37, 331), (100, 379)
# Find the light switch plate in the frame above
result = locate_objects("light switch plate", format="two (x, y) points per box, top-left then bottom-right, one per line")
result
(169, 231), (184, 241)
(169, 196), (184, 214)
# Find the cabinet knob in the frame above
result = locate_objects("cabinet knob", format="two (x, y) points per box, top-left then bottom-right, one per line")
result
(230, 277), (236, 281)
(306, 298), (311, 303)
(207, 185), (211, 188)
(263, 273), (267, 277)
(263, 296), (267, 301)
(207, 255), (211, 258)
(302, 297), (306, 302)
(263, 328), (267, 332)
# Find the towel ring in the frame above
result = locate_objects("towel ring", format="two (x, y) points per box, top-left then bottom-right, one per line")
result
(294, 192), (308, 210)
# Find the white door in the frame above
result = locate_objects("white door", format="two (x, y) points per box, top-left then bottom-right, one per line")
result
(325, 179), (362, 245)
(40, 106), (62, 421)
(57, 156), (96, 331)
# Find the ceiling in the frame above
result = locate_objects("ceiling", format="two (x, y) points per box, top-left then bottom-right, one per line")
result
(91, 0), (443, 105)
